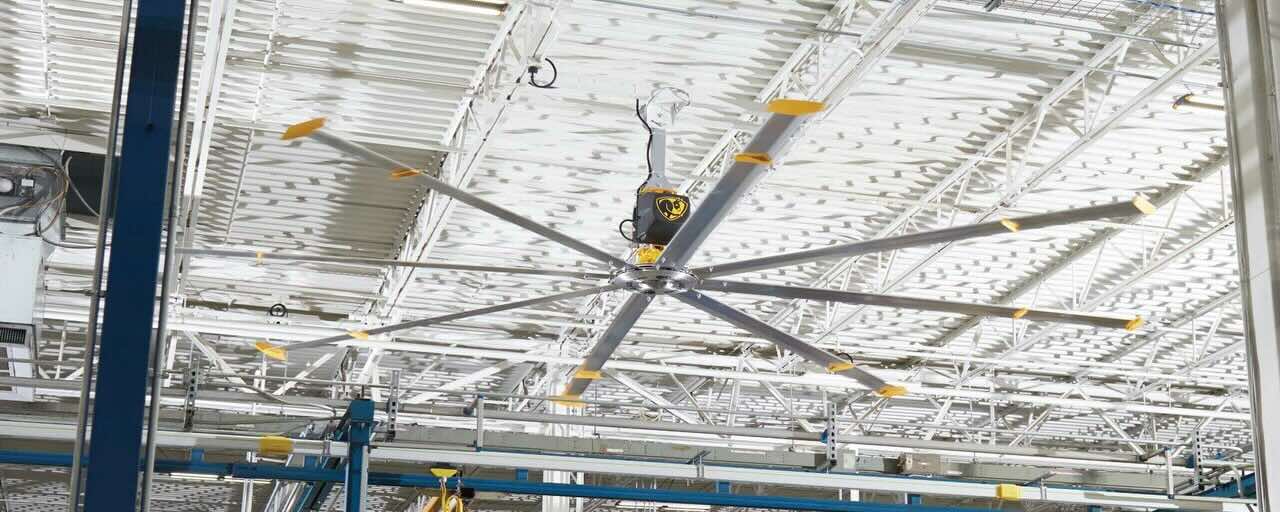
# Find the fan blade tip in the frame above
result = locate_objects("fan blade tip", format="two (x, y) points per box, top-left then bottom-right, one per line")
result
(766, 98), (825, 116)
(574, 368), (603, 380)
(281, 118), (327, 140)
(551, 393), (586, 408)
(734, 152), (772, 165)
(875, 385), (908, 398)
(1133, 196), (1158, 215)
(999, 218), (1021, 232)
(254, 340), (287, 361)
(826, 361), (856, 373)
(389, 168), (423, 180)
(348, 329), (371, 340)
(1124, 315), (1145, 332)
(1011, 307), (1030, 319)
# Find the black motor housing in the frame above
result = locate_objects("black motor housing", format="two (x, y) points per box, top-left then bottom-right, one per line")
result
(633, 190), (690, 246)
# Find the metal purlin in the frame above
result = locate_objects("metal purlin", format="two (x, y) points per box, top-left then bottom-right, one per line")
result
(81, 0), (188, 509)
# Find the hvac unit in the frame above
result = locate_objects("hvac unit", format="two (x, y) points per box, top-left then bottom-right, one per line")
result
(0, 156), (61, 402)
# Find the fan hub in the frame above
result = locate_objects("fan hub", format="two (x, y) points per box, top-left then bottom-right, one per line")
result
(611, 266), (699, 295)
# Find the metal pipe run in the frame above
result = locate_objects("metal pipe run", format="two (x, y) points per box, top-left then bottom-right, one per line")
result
(175, 248), (612, 280)
(67, 0), (134, 508)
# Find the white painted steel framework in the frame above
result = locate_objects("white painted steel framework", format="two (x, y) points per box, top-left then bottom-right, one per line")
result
(0, 0), (1257, 509)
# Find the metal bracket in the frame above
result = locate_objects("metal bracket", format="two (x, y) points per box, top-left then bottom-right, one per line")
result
(182, 365), (200, 432)
(385, 369), (401, 442)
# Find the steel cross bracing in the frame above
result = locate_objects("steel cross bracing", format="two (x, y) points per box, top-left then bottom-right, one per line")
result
(367, 0), (565, 320)
(759, 34), (1224, 427)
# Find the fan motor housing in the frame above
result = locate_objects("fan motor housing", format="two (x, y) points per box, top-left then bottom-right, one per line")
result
(633, 190), (689, 245)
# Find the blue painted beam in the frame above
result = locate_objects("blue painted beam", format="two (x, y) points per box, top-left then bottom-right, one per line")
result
(1, 450), (983, 512)
(345, 400), (375, 512)
(1197, 473), (1254, 498)
(82, 0), (188, 509)
(293, 400), (372, 511)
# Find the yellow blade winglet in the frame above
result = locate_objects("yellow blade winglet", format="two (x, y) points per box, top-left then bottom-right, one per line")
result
(254, 341), (287, 361)
(734, 152), (772, 165)
(348, 330), (371, 340)
(876, 384), (908, 398)
(258, 436), (294, 457)
(551, 394), (586, 408)
(767, 99), (825, 116)
(282, 118), (326, 140)
(995, 484), (1022, 501)
(827, 361), (855, 373)
(430, 467), (459, 479)
(390, 168), (422, 179)
(574, 369), (602, 380)
(1012, 307), (1030, 320)
(999, 218), (1021, 232)
(1124, 315), (1145, 332)
(1133, 196), (1157, 215)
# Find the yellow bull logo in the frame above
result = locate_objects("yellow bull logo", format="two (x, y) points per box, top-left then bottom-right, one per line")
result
(656, 196), (688, 222)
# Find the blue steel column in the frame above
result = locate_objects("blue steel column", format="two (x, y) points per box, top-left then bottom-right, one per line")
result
(345, 400), (375, 512)
(81, 0), (188, 510)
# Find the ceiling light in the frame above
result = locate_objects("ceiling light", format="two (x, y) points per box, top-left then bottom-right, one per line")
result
(395, 0), (506, 16)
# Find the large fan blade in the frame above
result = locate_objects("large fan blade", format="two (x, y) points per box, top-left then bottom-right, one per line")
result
(674, 291), (905, 397)
(282, 119), (625, 268)
(700, 280), (1143, 331)
(179, 248), (611, 280)
(695, 197), (1157, 278)
(257, 285), (617, 359)
(657, 100), (825, 268)
(558, 294), (654, 400)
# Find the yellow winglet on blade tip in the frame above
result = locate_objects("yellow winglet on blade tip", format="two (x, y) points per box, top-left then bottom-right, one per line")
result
(574, 369), (602, 380)
(430, 467), (459, 478)
(876, 385), (908, 398)
(281, 118), (326, 140)
(1000, 218), (1021, 232)
(766, 98), (825, 116)
(1125, 315), (1145, 332)
(258, 436), (294, 457)
(254, 341), (287, 361)
(827, 361), (855, 373)
(390, 168), (422, 180)
(1012, 307), (1030, 319)
(1133, 196), (1157, 215)
(734, 152), (772, 165)
(995, 484), (1022, 501)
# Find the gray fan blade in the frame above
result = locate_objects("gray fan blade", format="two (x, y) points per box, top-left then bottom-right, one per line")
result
(179, 248), (611, 280)
(699, 280), (1142, 331)
(264, 285), (618, 356)
(674, 291), (905, 397)
(657, 101), (824, 268)
(695, 198), (1156, 278)
(559, 294), (655, 399)
(283, 119), (625, 268)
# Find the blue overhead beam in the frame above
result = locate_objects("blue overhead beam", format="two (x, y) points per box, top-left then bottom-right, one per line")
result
(1197, 473), (1255, 498)
(293, 400), (373, 511)
(81, 0), (188, 509)
(1, 449), (982, 512)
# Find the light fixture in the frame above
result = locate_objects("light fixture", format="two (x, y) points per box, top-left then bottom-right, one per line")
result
(395, 0), (507, 16)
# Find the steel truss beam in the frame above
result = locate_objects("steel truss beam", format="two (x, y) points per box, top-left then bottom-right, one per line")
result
(370, 1), (566, 319)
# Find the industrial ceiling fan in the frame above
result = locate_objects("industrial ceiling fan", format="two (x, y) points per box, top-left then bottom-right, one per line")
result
(254, 93), (1153, 402)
